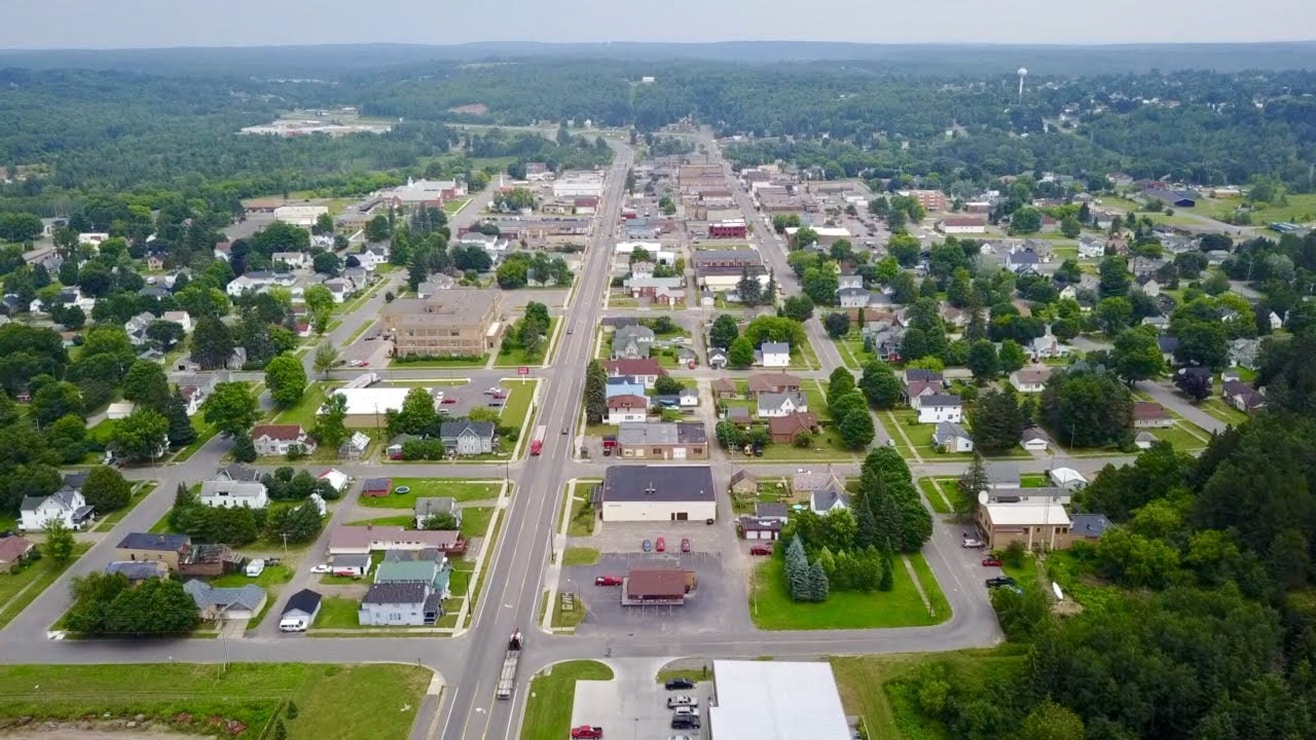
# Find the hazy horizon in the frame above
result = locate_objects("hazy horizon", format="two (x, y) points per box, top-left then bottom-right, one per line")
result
(4, 0), (1315, 50)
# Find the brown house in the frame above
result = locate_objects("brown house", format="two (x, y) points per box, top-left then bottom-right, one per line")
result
(622, 567), (694, 605)
(768, 412), (820, 444)
(711, 378), (739, 399)
(729, 470), (759, 496)
(748, 372), (803, 397)
(0, 534), (34, 573)
(1132, 402), (1173, 429)
(177, 543), (244, 577)
(115, 533), (191, 572)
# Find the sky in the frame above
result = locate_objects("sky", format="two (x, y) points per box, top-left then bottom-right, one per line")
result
(3, 0), (1314, 49)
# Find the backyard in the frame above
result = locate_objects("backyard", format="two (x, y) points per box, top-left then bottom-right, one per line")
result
(359, 478), (503, 509)
(0, 662), (431, 740)
(749, 554), (949, 630)
(520, 661), (614, 740)
(272, 383), (331, 429)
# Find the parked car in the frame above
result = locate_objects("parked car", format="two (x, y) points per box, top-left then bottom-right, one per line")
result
(986, 576), (1017, 589)
(667, 696), (698, 708)
(680, 538), (691, 553)
(332, 569), (362, 579)
(570, 726), (603, 739)
(488, 401), (504, 407)
(310, 564), (331, 574)
(962, 538), (985, 548)
(749, 545), (772, 556)
(655, 537), (666, 552)
(483, 387), (500, 395)
(671, 717), (701, 730)
(642, 539), (653, 553)
(669, 736), (693, 740)
(442, 397), (457, 404)
(245, 559), (265, 577)
(664, 677), (695, 690)
(672, 706), (697, 717)
(594, 575), (622, 586)
(982, 557), (1003, 567)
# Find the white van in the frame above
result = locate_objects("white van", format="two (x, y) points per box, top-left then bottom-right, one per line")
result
(279, 617), (308, 633)
(245, 559), (266, 577)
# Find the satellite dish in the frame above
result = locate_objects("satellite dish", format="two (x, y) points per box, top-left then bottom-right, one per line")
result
(977, 491), (990, 505)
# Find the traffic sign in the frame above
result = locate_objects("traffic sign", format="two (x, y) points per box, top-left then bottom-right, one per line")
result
(518, 366), (530, 376)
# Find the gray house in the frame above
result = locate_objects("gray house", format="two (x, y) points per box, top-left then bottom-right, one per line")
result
(611, 325), (655, 360)
(439, 421), (496, 456)
(414, 497), (462, 529)
(357, 582), (440, 626)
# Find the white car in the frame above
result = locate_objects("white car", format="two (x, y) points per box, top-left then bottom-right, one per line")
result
(245, 559), (266, 577)
(962, 538), (985, 549)
(667, 696), (698, 708)
(310, 564), (331, 574)
(672, 706), (697, 717)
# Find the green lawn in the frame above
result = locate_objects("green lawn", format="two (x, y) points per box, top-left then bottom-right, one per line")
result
(917, 477), (955, 515)
(499, 379), (537, 440)
(443, 198), (472, 214)
(87, 418), (117, 445)
(212, 563), (293, 589)
(0, 544), (92, 631)
(460, 506), (495, 538)
(0, 663), (430, 740)
(567, 496), (596, 537)
(1199, 397), (1251, 426)
(346, 514), (415, 527)
(390, 355), (489, 368)
(1151, 422), (1210, 451)
(93, 482), (156, 532)
(550, 592), (587, 629)
(495, 317), (559, 368)
(359, 478), (502, 508)
(561, 547), (600, 566)
(749, 555), (949, 630)
(314, 596), (364, 629)
(520, 661), (615, 740)
(832, 331), (872, 370)
(272, 383), (329, 428)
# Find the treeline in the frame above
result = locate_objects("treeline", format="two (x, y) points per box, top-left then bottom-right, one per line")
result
(901, 323), (1316, 738)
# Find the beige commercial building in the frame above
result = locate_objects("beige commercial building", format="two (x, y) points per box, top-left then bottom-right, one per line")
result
(382, 289), (504, 359)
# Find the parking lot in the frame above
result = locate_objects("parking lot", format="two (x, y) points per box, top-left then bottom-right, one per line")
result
(570, 660), (713, 740)
(564, 551), (739, 636)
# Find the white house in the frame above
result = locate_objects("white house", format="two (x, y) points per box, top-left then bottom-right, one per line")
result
(757, 392), (808, 419)
(1009, 368), (1051, 394)
(932, 422), (974, 453)
(250, 424), (317, 456)
(1078, 236), (1106, 259)
(161, 310), (193, 333)
(20, 487), (94, 532)
(198, 480), (269, 509)
(1021, 428), (1050, 452)
(272, 252), (309, 269)
(914, 394), (963, 424)
(757, 342), (791, 368)
(317, 468), (351, 494)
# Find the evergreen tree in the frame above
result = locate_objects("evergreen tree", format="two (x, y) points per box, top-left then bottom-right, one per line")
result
(163, 389), (197, 448)
(878, 549), (895, 592)
(584, 361), (608, 424)
(808, 561), (830, 602)
(958, 455), (990, 518)
(232, 431), (257, 463)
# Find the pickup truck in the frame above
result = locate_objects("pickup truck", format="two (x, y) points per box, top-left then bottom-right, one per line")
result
(570, 726), (603, 739)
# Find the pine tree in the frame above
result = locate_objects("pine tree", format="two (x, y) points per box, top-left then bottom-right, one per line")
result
(274, 719), (288, 740)
(232, 431), (257, 463)
(584, 361), (608, 424)
(164, 390), (197, 448)
(286, 701), (299, 719)
(878, 549), (895, 592)
(958, 455), (990, 518)
(785, 535), (810, 601)
(764, 270), (778, 307)
(808, 561), (830, 602)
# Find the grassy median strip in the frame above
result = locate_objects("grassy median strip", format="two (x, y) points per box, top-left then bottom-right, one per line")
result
(0, 662), (430, 739)
(521, 661), (614, 740)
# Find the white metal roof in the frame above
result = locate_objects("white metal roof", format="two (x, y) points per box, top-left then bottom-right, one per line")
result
(708, 660), (851, 740)
(328, 388), (430, 416)
(984, 502), (1071, 527)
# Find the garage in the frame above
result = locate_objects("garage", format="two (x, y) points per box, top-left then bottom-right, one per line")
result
(594, 465), (717, 523)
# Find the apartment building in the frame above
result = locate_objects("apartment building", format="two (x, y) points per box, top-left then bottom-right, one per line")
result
(382, 289), (504, 359)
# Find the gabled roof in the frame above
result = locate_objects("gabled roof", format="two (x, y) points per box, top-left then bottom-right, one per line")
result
(920, 393), (962, 408)
(757, 391), (806, 411)
(748, 372), (802, 394)
(415, 497), (459, 517)
(1132, 401), (1170, 421)
(768, 412), (818, 438)
(603, 358), (666, 377)
(1070, 513), (1113, 537)
(811, 488), (850, 512)
(932, 421), (971, 443)
(283, 588), (322, 616)
(439, 420), (496, 440)
(362, 582), (428, 606)
(0, 535), (34, 563)
(198, 481), (266, 500)
(117, 532), (189, 552)
(183, 579), (266, 612)
(250, 424), (307, 441)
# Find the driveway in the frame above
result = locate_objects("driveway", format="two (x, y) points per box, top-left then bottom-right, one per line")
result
(570, 658), (710, 740)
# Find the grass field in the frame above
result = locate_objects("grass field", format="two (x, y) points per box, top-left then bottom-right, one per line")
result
(499, 379), (537, 443)
(0, 662), (430, 739)
(520, 661), (614, 740)
(1199, 397), (1251, 426)
(272, 383), (329, 428)
(314, 596), (364, 629)
(749, 554), (949, 630)
(495, 318), (560, 368)
(212, 563), (293, 589)
(567, 496), (595, 537)
(360, 479), (502, 508)
(460, 507), (495, 538)
(0, 544), (92, 631)
(561, 547), (599, 566)
(346, 514), (414, 527)
(550, 592), (587, 629)
(917, 477), (957, 515)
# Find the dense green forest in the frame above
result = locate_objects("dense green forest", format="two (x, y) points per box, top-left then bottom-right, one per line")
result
(893, 326), (1316, 739)
(3, 60), (1316, 223)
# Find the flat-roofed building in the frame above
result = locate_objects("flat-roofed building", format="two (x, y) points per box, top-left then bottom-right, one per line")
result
(594, 465), (717, 522)
(708, 660), (851, 740)
(382, 290), (504, 359)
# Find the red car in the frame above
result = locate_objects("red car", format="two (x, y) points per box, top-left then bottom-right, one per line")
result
(680, 538), (691, 553)
(594, 575), (622, 586)
(570, 726), (603, 739)
(749, 545), (772, 556)
(442, 397), (457, 404)
(982, 557), (1003, 567)
(655, 537), (666, 552)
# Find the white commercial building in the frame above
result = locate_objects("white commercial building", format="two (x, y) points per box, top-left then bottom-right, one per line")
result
(708, 660), (851, 740)
(552, 173), (605, 199)
(327, 387), (437, 419)
(273, 206), (329, 227)
(595, 465), (717, 523)
(198, 481), (269, 509)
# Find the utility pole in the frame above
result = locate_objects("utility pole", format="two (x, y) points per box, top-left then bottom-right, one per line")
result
(280, 532), (289, 557)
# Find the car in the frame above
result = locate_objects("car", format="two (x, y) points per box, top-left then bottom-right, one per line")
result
(570, 726), (603, 739)
(594, 575), (622, 586)
(642, 539), (653, 553)
(680, 538), (691, 553)
(364, 335), (377, 341)
(671, 717), (701, 730)
(667, 696), (698, 708)
(359, 361), (369, 367)
(986, 576), (1017, 589)
(982, 557), (1003, 567)
(483, 388), (498, 395)
(442, 397), (457, 404)
(567, 326), (574, 334)
(310, 564), (331, 574)
(655, 537), (666, 552)
(245, 559), (266, 577)
(664, 677), (695, 691)
(562, 427), (569, 435)
(962, 538), (985, 548)
(669, 736), (693, 740)
(672, 706), (697, 717)
(332, 570), (362, 579)
(488, 401), (504, 407)
(347, 360), (364, 367)
(750, 544), (772, 556)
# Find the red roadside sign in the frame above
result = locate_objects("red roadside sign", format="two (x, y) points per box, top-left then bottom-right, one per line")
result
(518, 366), (530, 376)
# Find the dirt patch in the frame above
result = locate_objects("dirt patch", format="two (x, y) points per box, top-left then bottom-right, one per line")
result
(447, 103), (489, 116)
(0, 725), (198, 739)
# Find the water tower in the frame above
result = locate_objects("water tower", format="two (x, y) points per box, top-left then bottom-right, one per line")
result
(1017, 68), (1028, 103)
